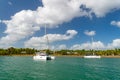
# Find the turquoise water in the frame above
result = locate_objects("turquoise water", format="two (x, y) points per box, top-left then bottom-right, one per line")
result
(0, 56), (120, 80)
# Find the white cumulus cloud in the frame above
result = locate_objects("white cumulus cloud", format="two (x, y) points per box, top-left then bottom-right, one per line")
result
(1, 0), (120, 48)
(57, 44), (67, 50)
(107, 39), (120, 49)
(81, 0), (120, 17)
(0, 0), (87, 46)
(111, 21), (120, 27)
(84, 30), (96, 36)
(71, 39), (120, 50)
(24, 30), (77, 49)
(71, 41), (105, 50)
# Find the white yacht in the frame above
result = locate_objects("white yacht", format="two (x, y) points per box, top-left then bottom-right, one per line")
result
(83, 37), (101, 58)
(33, 24), (55, 61)
(83, 54), (101, 58)
(33, 52), (55, 60)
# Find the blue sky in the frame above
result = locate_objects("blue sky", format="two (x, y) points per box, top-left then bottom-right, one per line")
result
(0, 0), (120, 50)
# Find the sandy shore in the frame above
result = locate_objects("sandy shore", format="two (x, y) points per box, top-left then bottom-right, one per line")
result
(101, 56), (120, 58)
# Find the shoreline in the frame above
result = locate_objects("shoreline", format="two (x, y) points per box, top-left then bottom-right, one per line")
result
(55, 55), (120, 58)
(0, 54), (120, 58)
(101, 56), (120, 58)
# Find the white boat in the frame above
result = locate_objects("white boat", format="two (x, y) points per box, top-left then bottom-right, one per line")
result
(33, 52), (55, 60)
(83, 37), (101, 58)
(33, 24), (55, 61)
(83, 55), (101, 58)
(84, 52), (101, 58)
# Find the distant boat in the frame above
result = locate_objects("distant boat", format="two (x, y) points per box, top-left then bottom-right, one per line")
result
(83, 53), (101, 58)
(83, 37), (101, 58)
(33, 52), (55, 60)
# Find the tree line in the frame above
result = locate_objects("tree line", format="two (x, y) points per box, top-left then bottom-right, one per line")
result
(0, 47), (120, 56)
(0, 47), (36, 55)
(55, 49), (120, 56)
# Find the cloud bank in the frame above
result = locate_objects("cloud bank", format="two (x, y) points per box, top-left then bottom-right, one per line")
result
(1, 0), (120, 49)
(25, 30), (77, 49)
(81, 0), (120, 17)
(71, 41), (105, 50)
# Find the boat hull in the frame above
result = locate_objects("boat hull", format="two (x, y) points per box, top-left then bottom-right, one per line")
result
(84, 55), (101, 58)
(33, 56), (48, 60)
(49, 56), (55, 60)
(33, 55), (55, 60)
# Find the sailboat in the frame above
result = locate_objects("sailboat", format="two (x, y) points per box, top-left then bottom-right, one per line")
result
(33, 25), (55, 60)
(83, 53), (101, 58)
(83, 37), (101, 58)
(33, 52), (52, 60)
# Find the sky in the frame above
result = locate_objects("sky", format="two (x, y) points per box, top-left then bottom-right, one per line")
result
(0, 0), (120, 50)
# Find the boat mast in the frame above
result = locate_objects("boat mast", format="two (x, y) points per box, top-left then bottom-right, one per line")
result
(45, 24), (49, 51)
(91, 36), (94, 55)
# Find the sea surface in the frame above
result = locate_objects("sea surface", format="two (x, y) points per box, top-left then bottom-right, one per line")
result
(0, 56), (120, 80)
